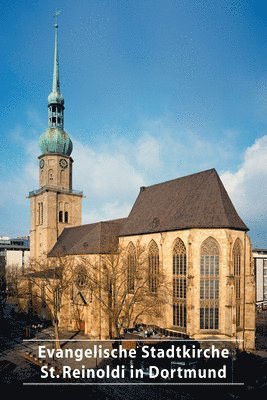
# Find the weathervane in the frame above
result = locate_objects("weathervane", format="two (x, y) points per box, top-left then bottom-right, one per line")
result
(54, 9), (61, 28)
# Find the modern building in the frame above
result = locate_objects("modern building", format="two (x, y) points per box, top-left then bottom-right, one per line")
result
(0, 236), (30, 275)
(0, 236), (30, 305)
(253, 248), (267, 306)
(28, 20), (255, 351)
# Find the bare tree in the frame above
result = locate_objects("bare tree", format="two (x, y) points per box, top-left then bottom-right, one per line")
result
(24, 257), (76, 348)
(0, 257), (7, 319)
(80, 241), (170, 338)
(5, 264), (22, 306)
(0, 276), (6, 320)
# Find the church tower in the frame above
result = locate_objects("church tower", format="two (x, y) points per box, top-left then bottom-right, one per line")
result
(29, 17), (83, 259)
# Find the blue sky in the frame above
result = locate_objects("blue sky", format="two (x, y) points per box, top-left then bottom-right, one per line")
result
(1, 0), (267, 246)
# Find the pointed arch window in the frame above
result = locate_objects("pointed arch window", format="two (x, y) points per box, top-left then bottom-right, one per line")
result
(148, 241), (159, 293)
(200, 237), (219, 330)
(127, 243), (136, 293)
(233, 239), (242, 328)
(173, 238), (187, 329)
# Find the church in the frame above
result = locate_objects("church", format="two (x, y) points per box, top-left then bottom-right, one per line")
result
(28, 21), (255, 350)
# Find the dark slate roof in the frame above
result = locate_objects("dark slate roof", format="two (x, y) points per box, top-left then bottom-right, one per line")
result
(253, 248), (267, 253)
(48, 169), (248, 257)
(48, 218), (127, 257)
(119, 168), (248, 236)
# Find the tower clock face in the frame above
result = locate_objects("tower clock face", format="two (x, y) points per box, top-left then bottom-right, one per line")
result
(39, 159), (44, 169)
(59, 158), (68, 169)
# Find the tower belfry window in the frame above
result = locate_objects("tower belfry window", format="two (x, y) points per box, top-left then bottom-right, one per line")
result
(64, 211), (68, 223)
(59, 210), (63, 222)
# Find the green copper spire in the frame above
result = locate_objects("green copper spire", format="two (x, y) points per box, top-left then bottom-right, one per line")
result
(52, 11), (60, 94)
(39, 11), (73, 157)
(48, 10), (65, 122)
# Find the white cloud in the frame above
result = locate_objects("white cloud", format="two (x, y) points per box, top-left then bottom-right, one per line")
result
(135, 134), (162, 169)
(0, 149), (38, 208)
(2, 113), (267, 246)
(73, 140), (144, 197)
(255, 77), (267, 122)
(134, 117), (240, 178)
(221, 135), (267, 219)
(221, 135), (267, 246)
(72, 140), (145, 222)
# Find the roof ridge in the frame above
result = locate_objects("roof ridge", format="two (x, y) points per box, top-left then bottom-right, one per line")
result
(98, 217), (127, 224)
(62, 222), (99, 231)
(64, 217), (127, 231)
(143, 168), (216, 190)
